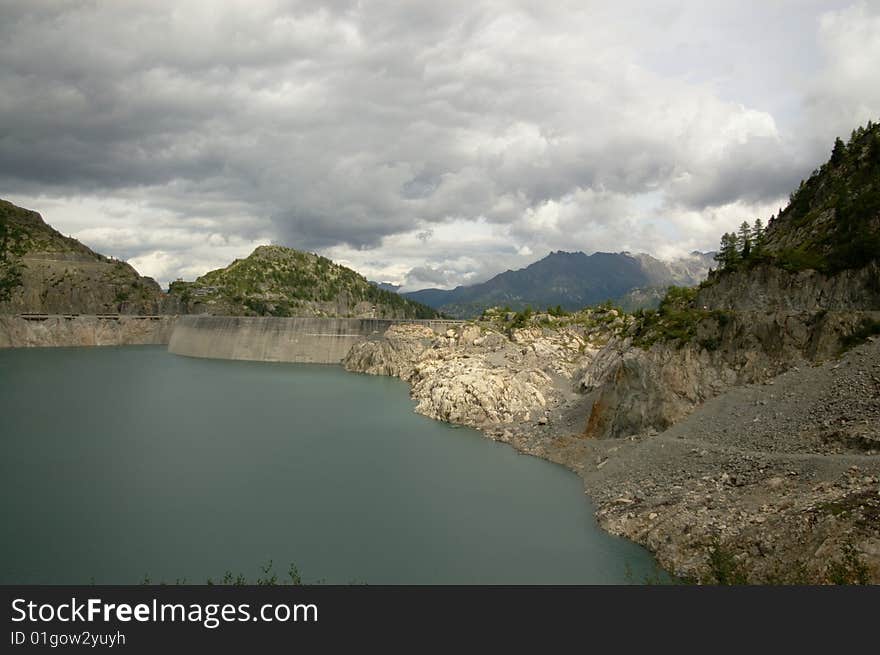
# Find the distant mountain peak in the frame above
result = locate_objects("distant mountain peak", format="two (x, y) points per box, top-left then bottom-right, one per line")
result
(404, 249), (714, 317)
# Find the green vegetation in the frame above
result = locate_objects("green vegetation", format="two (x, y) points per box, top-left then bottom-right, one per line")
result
(826, 540), (871, 585)
(477, 301), (629, 341)
(0, 213), (27, 303)
(141, 560), (310, 586)
(169, 245), (439, 319)
(712, 120), (880, 277)
(509, 305), (533, 329)
(714, 219), (769, 272)
(700, 534), (871, 585)
(700, 539), (749, 585)
(630, 286), (729, 349)
(614, 286), (668, 312)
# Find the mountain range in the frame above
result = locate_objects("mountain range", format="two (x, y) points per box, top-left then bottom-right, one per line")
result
(403, 250), (715, 318)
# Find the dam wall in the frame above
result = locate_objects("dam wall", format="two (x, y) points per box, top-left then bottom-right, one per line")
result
(0, 315), (177, 348)
(168, 315), (462, 364)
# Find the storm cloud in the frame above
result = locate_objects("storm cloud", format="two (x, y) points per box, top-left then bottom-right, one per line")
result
(0, 1), (877, 288)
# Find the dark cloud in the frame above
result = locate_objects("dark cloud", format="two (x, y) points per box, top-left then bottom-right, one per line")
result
(0, 1), (876, 286)
(667, 136), (807, 210)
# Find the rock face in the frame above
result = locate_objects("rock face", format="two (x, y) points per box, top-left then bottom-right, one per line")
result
(0, 199), (167, 314)
(694, 262), (880, 312)
(344, 322), (596, 430)
(0, 315), (176, 348)
(581, 310), (877, 439)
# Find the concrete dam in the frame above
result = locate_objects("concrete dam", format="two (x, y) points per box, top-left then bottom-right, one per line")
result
(168, 315), (461, 364)
(0, 314), (176, 349)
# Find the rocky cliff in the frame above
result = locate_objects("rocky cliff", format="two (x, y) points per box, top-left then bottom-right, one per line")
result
(580, 122), (880, 442)
(344, 307), (638, 436)
(585, 336), (880, 583)
(695, 261), (880, 312)
(345, 321), (588, 427)
(696, 120), (880, 312)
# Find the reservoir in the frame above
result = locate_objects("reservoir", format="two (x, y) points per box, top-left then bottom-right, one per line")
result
(0, 346), (662, 584)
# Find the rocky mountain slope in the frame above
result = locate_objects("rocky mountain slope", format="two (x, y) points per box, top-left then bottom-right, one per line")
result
(762, 122), (880, 271)
(0, 199), (166, 314)
(404, 250), (714, 318)
(168, 245), (439, 319)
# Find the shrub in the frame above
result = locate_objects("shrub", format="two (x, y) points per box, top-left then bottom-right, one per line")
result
(701, 539), (749, 585)
(826, 540), (870, 585)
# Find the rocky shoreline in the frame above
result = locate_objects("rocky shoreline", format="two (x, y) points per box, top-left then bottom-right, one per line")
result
(343, 311), (880, 583)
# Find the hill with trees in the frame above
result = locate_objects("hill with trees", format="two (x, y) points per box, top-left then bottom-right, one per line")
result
(694, 121), (880, 313)
(169, 245), (440, 319)
(710, 120), (880, 278)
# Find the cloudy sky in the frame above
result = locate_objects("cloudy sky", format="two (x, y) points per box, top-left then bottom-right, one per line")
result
(1, 1), (878, 290)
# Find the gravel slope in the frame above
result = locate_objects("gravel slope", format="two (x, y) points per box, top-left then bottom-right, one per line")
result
(580, 337), (880, 582)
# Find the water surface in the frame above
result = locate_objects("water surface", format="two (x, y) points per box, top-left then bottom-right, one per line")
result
(0, 346), (661, 584)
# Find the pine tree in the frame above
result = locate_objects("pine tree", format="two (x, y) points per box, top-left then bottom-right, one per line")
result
(752, 218), (765, 257)
(830, 136), (846, 165)
(737, 221), (752, 259)
(715, 232), (740, 270)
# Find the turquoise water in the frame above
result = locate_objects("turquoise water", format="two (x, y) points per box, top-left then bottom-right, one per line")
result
(0, 346), (662, 584)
